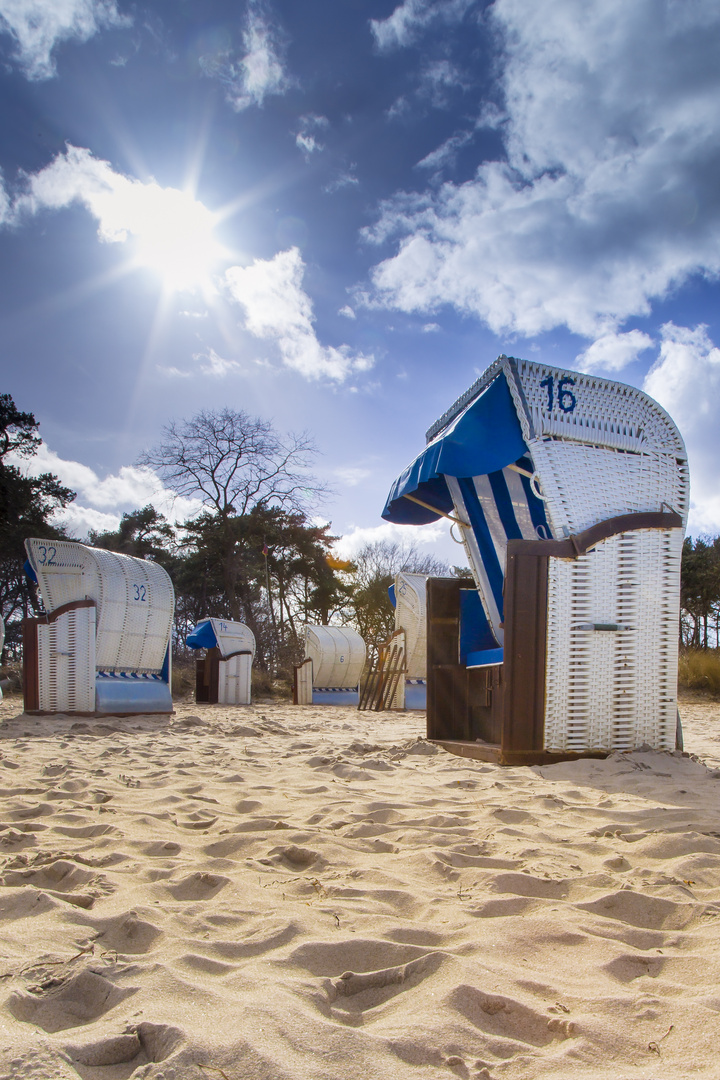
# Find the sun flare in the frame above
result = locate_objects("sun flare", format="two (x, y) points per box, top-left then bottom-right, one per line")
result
(120, 184), (226, 292)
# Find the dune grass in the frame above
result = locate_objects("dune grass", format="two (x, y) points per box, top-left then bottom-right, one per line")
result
(678, 648), (720, 697)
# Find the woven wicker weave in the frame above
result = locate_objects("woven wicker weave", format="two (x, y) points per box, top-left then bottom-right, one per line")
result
(304, 625), (366, 689)
(504, 358), (689, 535)
(208, 619), (256, 662)
(394, 573), (427, 679)
(421, 356), (688, 756)
(26, 539), (174, 675)
(544, 527), (681, 753)
(217, 653), (253, 705)
(37, 606), (96, 714)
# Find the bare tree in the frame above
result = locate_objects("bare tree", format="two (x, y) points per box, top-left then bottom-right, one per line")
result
(137, 409), (325, 517)
(346, 539), (450, 656)
(137, 409), (327, 629)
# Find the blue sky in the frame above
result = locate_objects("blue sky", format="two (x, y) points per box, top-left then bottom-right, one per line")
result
(1, 0), (720, 561)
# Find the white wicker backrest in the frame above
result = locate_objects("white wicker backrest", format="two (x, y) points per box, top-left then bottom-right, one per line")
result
(394, 573), (427, 679)
(37, 605), (96, 714)
(304, 625), (366, 688)
(25, 539), (174, 674)
(504, 358), (689, 535)
(209, 619), (256, 661)
(217, 652), (253, 705)
(543, 527), (682, 753)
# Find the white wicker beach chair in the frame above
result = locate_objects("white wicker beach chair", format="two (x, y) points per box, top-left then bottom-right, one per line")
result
(186, 618), (255, 705)
(23, 539), (175, 715)
(391, 572), (428, 709)
(383, 356), (688, 763)
(294, 625), (366, 705)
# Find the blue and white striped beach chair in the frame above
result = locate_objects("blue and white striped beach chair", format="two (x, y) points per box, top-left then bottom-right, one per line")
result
(382, 356), (688, 763)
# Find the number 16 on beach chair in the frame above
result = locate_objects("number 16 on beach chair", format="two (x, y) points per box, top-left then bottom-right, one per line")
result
(22, 539), (175, 715)
(382, 355), (688, 765)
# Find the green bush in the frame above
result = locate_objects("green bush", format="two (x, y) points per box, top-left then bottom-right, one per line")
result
(678, 648), (720, 696)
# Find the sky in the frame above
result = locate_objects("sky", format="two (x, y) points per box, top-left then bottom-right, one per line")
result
(1, 0), (720, 564)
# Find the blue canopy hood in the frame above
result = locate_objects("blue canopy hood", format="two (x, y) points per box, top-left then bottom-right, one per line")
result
(382, 374), (528, 525)
(186, 619), (218, 650)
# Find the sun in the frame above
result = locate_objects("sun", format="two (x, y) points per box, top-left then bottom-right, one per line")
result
(120, 182), (227, 293)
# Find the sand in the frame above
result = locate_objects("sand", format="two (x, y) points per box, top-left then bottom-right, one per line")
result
(0, 695), (719, 1079)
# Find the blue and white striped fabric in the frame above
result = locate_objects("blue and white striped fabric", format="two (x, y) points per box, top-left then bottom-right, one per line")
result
(447, 457), (553, 643)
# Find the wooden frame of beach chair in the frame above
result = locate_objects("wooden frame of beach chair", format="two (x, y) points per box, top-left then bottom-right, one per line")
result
(383, 356), (689, 764)
(358, 628), (406, 712)
(23, 539), (175, 716)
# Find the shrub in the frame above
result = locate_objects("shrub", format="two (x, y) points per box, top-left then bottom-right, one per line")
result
(678, 648), (720, 696)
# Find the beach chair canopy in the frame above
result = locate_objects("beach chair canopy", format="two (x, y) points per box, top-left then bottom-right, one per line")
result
(383, 356), (688, 647)
(186, 618), (256, 660)
(25, 538), (175, 675)
(304, 625), (366, 689)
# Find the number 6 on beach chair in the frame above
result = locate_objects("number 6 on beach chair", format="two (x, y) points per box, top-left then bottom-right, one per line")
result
(293, 625), (366, 706)
(382, 356), (688, 764)
(22, 539), (175, 715)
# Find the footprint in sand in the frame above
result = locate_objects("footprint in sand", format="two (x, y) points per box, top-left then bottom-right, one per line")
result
(603, 953), (664, 983)
(91, 910), (164, 954)
(288, 938), (437, 978)
(576, 890), (702, 930)
(52, 823), (120, 838)
(65, 1021), (183, 1067)
(8, 969), (136, 1032)
(138, 840), (182, 857)
(0, 888), (58, 919)
(203, 836), (252, 859)
(262, 844), (324, 871)
(174, 811), (218, 830)
(166, 872), (229, 901)
(0, 858), (109, 908)
(447, 984), (567, 1050)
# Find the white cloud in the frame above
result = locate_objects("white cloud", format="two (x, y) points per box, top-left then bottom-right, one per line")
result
(367, 0), (720, 340)
(156, 365), (192, 379)
(370, 0), (475, 51)
(158, 349), (241, 379)
(195, 347), (240, 377)
(417, 59), (469, 107)
(421, 322), (440, 333)
(295, 114), (328, 157)
(334, 520), (445, 560)
(0, 0), (129, 80)
(324, 170), (359, 194)
(416, 129), (473, 171)
(575, 330), (654, 373)
(225, 247), (373, 381)
(643, 323), (720, 535)
(16, 145), (224, 291)
(338, 304), (356, 319)
(296, 133), (321, 156)
(333, 466), (372, 487)
(202, 2), (289, 112)
(9, 441), (204, 538)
